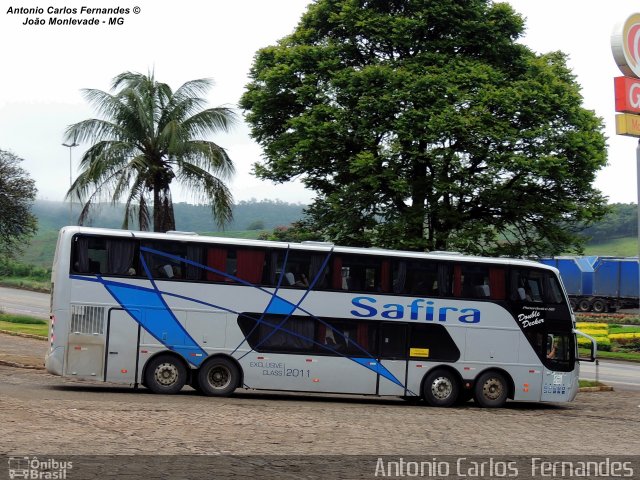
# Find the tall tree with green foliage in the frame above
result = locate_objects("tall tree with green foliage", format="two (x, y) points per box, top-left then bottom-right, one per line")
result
(0, 150), (37, 261)
(65, 71), (237, 232)
(241, 0), (608, 256)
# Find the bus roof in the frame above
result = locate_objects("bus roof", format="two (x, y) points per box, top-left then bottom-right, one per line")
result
(60, 226), (552, 271)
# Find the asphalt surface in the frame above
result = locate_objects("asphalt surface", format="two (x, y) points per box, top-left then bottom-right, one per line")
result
(0, 285), (49, 319)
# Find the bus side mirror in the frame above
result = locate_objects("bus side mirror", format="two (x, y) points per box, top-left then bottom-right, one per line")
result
(575, 330), (597, 362)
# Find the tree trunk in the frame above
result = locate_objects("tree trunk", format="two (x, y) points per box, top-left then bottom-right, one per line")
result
(153, 185), (176, 232)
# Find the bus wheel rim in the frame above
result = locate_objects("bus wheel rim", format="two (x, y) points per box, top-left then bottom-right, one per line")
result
(431, 376), (453, 400)
(482, 378), (503, 400)
(155, 363), (179, 386)
(208, 366), (231, 389)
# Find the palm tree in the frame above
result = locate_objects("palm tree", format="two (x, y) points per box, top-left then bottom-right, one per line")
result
(64, 71), (236, 232)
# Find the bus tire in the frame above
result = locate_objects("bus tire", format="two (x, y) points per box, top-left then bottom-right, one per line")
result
(422, 368), (459, 407)
(198, 357), (239, 397)
(144, 354), (187, 395)
(474, 371), (508, 408)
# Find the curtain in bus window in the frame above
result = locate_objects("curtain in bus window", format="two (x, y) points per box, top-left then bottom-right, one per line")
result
(237, 249), (265, 284)
(380, 260), (391, 293)
(356, 323), (369, 350)
(438, 263), (453, 296)
(332, 257), (343, 289)
(106, 239), (135, 275)
(74, 237), (90, 273)
(206, 248), (227, 282)
(393, 261), (407, 293)
(309, 254), (328, 288)
(453, 265), (462, 297)
(269, 250), (287, 286)
(489, 267), (506, 300)
(259, 317), (314, 351)
(186, 245), (204, 280)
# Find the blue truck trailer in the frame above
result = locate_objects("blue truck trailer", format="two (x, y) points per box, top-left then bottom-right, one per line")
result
(539, 256), (639, 312)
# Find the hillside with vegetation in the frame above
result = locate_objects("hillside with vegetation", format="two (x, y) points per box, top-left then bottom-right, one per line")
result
(15, 199), (305, 268)
(581, 203), (638, 256)
(3, 201), (639, 274)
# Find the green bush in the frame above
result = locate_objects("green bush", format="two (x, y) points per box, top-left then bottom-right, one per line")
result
(0, 314), (47, 325)
(0, 260), (51, 281)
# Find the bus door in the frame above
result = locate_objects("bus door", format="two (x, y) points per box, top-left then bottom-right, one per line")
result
(377, 322), (408, 396)
(540, 332), (577, 402)
(105, 309), (141, 385)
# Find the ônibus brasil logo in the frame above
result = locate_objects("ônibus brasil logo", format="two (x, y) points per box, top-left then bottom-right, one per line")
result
(612, 13), (640, 78)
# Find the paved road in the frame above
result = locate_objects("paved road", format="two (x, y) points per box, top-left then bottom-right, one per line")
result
(0, 286), (49, 319)
(580, 359), (640, 391)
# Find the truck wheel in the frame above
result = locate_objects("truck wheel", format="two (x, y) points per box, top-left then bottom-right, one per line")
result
(577, 298), (591, 312)
(569, 298), (578, 311)
(144, 354), (187, 394)
(422, 369), (459, 407)
(591, 299), (606, 313)
(474, 371), (508, 408)
(197, 357), (239, 396)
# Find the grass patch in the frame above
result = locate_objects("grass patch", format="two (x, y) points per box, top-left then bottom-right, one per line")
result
(578, 380), (607, 388)
(609, 326), (640, 334)
(0, 320), (48, 337)
(0, 314), (47, 325)
(582, 237), (639, 256)
(576, 314), (640, 325)
(0, 314), (48, 337)
(579, 348), (640, 362)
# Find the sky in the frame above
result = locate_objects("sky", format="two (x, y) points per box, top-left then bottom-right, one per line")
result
(1, 0), (639, 206)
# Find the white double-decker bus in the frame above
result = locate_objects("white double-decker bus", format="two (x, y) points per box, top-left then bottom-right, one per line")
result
(46, 226), (596, 407)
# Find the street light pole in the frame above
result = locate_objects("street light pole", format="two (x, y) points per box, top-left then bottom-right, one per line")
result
(62, 141), (78, 225)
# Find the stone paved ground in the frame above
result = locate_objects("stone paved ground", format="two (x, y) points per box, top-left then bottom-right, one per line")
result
(1, 363), (639, 457)
(1, 331), (639, 461)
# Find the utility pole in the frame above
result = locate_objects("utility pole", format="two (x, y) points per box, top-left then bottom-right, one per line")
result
(62, 140), (78, 225)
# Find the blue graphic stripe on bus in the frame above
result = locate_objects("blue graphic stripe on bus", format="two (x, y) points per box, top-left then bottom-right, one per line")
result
(71, 244), (410, 390)
(350, 358), (404, 388)
(139, 246), (357, 356)
(102, 281), (208, 365)
(264, 296), (297, 315)
(238, 246), (335, 358)
(230, 247), (292, 355)
(141, 245), (359, 362)
(70, 274), (412, 392)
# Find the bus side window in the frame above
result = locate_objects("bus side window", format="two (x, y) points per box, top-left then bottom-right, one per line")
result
(456, 264), (491, 299)
(510, 269), (560, 304)
(337, 255), (388, 293)
(394, 260), (440, 296)
(72, 236), (106, 274)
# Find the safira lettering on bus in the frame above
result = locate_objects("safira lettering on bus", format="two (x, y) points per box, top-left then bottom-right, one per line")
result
(350, 296), (481, 323)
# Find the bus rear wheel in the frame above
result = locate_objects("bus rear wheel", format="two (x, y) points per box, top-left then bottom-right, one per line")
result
(145, 354), (187, 395)
(423, 369), (459, 407)
(474, 371), (508, 408)
(198, 357), (239, 396)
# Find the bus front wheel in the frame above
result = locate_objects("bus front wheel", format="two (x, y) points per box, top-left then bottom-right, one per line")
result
(422, 369), (459, 407)
(144, 354), (187, 395)
(474, 371), (508, 408)
(198, 357), (239, 396)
